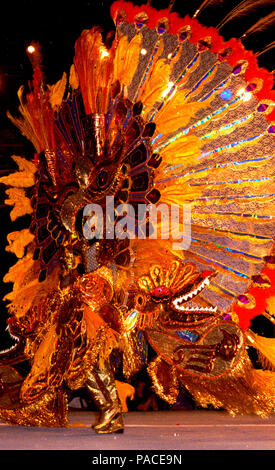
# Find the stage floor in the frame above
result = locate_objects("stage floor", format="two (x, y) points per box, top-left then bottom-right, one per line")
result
(0, 410), (275, 451)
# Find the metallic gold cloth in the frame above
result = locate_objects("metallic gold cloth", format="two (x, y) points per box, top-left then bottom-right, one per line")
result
(0, 269), (120, 426)
(179, 350), (275, 417)
(148, 355), (179, 404)
(0, 385), (68, 427)
(147, 319), (244, 378)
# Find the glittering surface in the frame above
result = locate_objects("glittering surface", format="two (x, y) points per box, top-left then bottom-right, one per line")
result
(1, 2), (275, 429)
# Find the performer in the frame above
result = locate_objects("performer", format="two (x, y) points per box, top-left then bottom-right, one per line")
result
(0, 0), (275, 432)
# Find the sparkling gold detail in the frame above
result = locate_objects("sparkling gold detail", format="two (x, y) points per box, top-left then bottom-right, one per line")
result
(148, 356), (179, 405)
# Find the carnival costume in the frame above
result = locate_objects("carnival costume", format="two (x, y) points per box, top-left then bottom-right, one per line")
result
(0, 0), (275, 433)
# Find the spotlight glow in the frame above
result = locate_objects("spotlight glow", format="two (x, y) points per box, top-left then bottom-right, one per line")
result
(237, 88), (245, 96)
(27, 45), (36, 54)
(100, 50), (109, 59)
(243, 92), (252, 102)
(236, 88), (252, 102)
(161, 81), (174, 98)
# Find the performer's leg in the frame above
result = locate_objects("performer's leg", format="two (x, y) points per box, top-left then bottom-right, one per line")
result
(86, 358), (124, 434)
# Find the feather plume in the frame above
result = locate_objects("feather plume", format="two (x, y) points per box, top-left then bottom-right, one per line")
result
(139, 59), (170, 112)
(154, 90), (209, 136)
(116, 33), (142, 89)
(193, 0), (224, 18)
(242, 11), (275, 38)
(168, 0), (176, 9)
(69, 64), (79, 90)
(217, 0), (275, 30)
(160, 183), (202, 206)
(48, 72), (67, 110)
(134, 37), (165, 103)
(6, 230), (35, 259)
(156, 134), (201, 165)
(4, 188), (33, 221)
(0, 156), (36, 188)
(246, 330), (275, 371)
(256, 41), (275, 57)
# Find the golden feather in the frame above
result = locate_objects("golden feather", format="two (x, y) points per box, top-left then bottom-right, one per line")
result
(48, 72), (67, 110)
(69, 64), (79, 90)
(193, 0), (224, 18)
(6, 230), (35, 259)
(242, 11), (275, 38)
(119, 33), (142, 88)
(140, 59), (171, 112)
(256, 41), (275, 57)
(217, 0), (275, 30)
(0, 156), (36, 188)
(4, 187), (33, 221)
(154, 89), (210, 136)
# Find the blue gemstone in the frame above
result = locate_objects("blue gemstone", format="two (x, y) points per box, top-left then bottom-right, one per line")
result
(220, 89), (233, 101)
(57, 233), (65, 244)
(176, 330), (199, 342)
(158, 27), (166, 35)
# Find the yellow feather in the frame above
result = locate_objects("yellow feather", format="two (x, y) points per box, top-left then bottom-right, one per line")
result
(217, 0), (275, 30)
(113, 33), (130, 83)
(0, 156), (36, 188)
(6, 229), (35, 259)
(7, 108), (41, 153)
(3, 254), (36, 294)
(155, 90), (210, 136)
(158, 135), (201, 165)
(48, 72), (67, 110)
(69, 64), (79, 90)
(0, 172), (35, 188)
(4, 264), (60, 318)
(17, 86), (47, 151)
(4, 187), (33, 221)
(243, 11), (275, 38)
(21, 323), (59, 384)
(120, 33), (142, 87)
(246, 329), (275, 371)
(160, 183), (202, 206)
(140, 59), (171, 112)
(193, 0), (224, 18)
(115, 381), (135, 412)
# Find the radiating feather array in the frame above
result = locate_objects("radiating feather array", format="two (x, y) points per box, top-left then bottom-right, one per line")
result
(1, 0), (275, 344)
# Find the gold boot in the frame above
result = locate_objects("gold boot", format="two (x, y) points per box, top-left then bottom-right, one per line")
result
(86, 358), (124, 434)
(95, 412), (124, 434)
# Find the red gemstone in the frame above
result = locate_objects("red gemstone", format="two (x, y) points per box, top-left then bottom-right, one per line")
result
(151, 286), (171, 298)
(252, 274), (270, 286)
(201, 270), (213, 278)
(246, 83), (256, 92)
(252, 275), (262, 283)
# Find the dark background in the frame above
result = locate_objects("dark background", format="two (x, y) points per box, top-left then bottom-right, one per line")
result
(0, 0), (274, 349)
